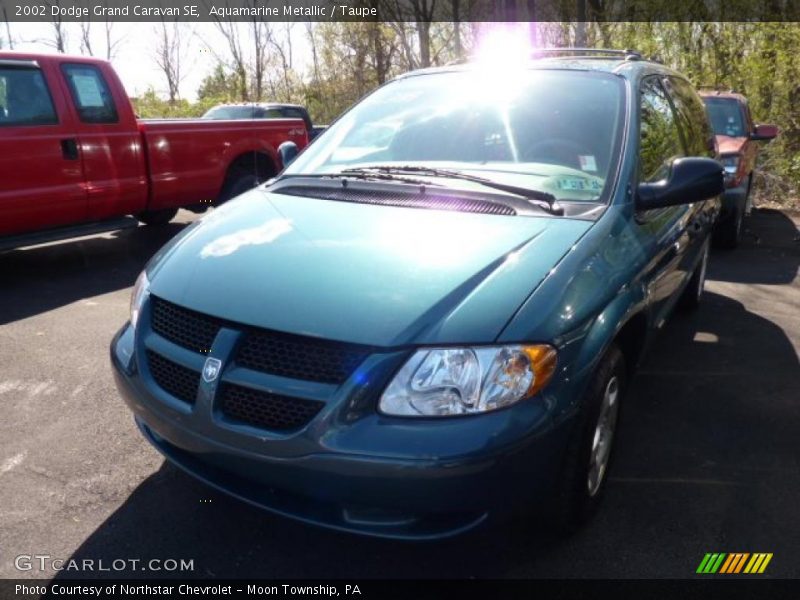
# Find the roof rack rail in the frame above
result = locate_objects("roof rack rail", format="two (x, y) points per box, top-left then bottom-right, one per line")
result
(697, 84), (737, 93)
(530, 47), (643, 60)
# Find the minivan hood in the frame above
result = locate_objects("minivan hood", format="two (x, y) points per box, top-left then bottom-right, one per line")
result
(148, 190), (592, 347)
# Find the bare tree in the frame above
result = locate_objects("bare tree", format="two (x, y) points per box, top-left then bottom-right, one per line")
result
(104, 20), (124, 60)
(269, 23), (298, 101)
(2, 6), (14, 50)
(38, 1), (68, 52)
(305, 23), (321, 84)
(380, 0), (438, 68)
(75, 4), (122, 59)
(154, 21), (189, 103)
(413, 1), (436, 67)
(203, 1), (250, 101)
(80, 22), (94, 56)
(251, 19), (272, 101)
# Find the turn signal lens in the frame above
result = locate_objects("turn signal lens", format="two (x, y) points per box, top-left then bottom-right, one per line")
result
(522, 345), (558, 398)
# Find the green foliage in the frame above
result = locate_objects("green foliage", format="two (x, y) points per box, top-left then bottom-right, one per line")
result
(197, 64), (240, 102)
(584, 22), (799, 201)
(130, 88), (218, 119)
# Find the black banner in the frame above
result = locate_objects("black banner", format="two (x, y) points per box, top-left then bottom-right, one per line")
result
(0, 579), (799, 600)
(2, 0), (800, 23)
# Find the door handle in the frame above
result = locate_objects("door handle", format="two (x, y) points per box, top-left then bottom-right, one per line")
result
(61, 138), (79, 161)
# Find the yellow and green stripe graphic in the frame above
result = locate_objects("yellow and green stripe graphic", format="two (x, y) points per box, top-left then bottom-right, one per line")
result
(696, 553), (773, 574)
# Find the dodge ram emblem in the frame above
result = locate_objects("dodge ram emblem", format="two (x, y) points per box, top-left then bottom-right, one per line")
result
(202, 357), (222, 383)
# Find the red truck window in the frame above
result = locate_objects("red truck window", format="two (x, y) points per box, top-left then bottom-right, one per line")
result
(705, 97), (746, 137)
(61, 64), (119, 124)
(0, 66), (58, 127)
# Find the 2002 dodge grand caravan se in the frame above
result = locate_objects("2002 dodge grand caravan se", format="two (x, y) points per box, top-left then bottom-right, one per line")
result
(111, 49), (724, 539)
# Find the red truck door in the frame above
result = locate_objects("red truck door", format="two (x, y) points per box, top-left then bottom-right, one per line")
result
(0, 58), (87, 236)
(59, 62), (147, 222)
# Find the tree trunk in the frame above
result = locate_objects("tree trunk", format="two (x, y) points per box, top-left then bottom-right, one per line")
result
(451, 0), (462, 58)
(417, 21), (431, 68)
(2, 8), (13, 49)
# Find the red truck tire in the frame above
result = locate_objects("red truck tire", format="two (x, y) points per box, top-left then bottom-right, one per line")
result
(137, 208), (178, 226)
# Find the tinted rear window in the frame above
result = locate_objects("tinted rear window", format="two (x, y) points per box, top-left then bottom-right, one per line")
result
(0, 67), (58, 126)
(203, 106), (284, 119)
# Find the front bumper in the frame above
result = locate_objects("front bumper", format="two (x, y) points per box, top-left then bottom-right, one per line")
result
(111, 323), (570, 540)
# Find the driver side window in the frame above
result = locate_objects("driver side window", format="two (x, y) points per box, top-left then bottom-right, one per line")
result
(639, 78), (684, 183)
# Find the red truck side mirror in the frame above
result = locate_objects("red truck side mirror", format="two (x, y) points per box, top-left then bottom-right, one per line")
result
(751, 124), (778, 141)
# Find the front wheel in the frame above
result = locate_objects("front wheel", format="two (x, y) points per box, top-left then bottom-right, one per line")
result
(715, 205), (743, 249)
(678, 242), (709, 311)
(713, 185), (748, 250)
(552, 344), (626, 533)
(744, 174), (754, 216)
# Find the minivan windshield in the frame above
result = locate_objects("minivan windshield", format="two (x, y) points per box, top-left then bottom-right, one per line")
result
(284, 68), (625, 204)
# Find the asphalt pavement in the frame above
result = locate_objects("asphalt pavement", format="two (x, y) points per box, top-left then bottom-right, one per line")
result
(0, 208), (798, 579)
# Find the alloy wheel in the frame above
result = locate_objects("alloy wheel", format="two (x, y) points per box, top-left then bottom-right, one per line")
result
(587, 375), (620, 497)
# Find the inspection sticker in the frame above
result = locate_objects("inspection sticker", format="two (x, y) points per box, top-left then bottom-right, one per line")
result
(555, 178), (602, 192)
(578, 155), (598, 172)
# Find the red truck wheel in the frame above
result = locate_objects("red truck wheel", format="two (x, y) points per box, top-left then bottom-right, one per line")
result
(218, 173), (263, 204)
(137, 208), (178, 226)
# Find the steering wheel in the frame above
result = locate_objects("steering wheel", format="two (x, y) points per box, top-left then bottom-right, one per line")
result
(524, 139), (591, 171)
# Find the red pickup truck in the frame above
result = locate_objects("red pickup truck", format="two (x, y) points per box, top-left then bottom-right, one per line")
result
(700, 89), (778, 248)
(0, 52), (308, 248)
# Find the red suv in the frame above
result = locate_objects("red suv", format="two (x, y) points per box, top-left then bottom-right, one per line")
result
(700, 89), (778, 248)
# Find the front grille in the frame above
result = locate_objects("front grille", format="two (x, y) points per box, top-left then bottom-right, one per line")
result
(150, 296), (221, 353)
(219, 384), (324, 430)
(146, 350), (201, 404)
(237, 330), (370, 384)
(149, 296), (370, 384)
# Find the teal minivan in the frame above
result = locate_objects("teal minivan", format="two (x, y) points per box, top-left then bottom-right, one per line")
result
(111, 49), (723, 539)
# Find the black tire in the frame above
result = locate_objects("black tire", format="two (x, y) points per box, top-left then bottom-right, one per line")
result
(678, 241), (709, 311)
(552, 344), (626, 534)
(713, 197), (745, 250)
(218, 171), (263, 204)
(137, 207), (178, 226)
(744, 174), (754, 216)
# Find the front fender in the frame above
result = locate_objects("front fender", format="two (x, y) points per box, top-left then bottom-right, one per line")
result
(498, 205), (652, 421)
(568, 285), (649, 403)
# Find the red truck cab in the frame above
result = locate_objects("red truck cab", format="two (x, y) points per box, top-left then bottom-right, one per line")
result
(0, 52), (308, 248)
(700, 89), (778, 248)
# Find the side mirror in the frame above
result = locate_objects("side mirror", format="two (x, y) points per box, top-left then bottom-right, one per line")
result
(278, 141), (299, 168)
(750, 123), (778, 141)
(636, 157), (724, 210)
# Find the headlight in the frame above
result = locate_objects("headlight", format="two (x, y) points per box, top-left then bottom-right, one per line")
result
(129, 271), (150, 330)
(379, 345), (557, 417)
(721, 155), (740, 175)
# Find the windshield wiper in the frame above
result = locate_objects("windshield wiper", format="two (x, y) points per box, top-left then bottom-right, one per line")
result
(340, 166), (564, 216)
(319, 169), (432, 187)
